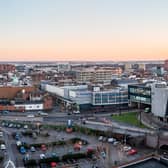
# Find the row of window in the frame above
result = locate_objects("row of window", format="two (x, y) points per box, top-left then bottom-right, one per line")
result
(129, 87), (151, 96)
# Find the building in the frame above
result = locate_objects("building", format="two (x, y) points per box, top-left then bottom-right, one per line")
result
(57, 62), (71, 72)
(164, 60), (168, 71)
(75, 68), (122, 84)
(151, 82), (168, 121)
(0, 85), (53, 112)
(0, 64), (15, 73)
(42, 83), (128, 112)
(128, 82), (168, 122)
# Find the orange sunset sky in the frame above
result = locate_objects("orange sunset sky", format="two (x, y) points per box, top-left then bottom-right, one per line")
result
(0, 0), (168, 61)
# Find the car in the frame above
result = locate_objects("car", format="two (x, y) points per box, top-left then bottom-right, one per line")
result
(2, 111), (9, 115)
(102, 137), (107, 142)
(0, 132), (3, 137)
(40, 154), (46, 159)
(98, 136), (104, 141)
(127, 149), (137, 155)
(16, 124), (21, 129)
(27, 115), (35, 118)
(41, 144), (47, 151)
(16, 141), (22, 146)
(113, 141), (120, 146)
(30, 146), (36, 152)
(20, 146), (26, 154)
(108, 138), (116, 143)
(0, 144), (6, 150)
(23, 154), (30, 161)
(73, 111), (80, 114)
(38, 112), (48, 116)
(51, 152), (58, 157)
(2, 122), (5, 127)
(24, 125), (28, 129)
(123, 146), (132, 152)
(15, 133), (21, 140)
(8, 123), (13, 128)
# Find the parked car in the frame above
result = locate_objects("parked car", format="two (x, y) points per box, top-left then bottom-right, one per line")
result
(123, 146), (132, 152)
(16, 141), (22, 146)
(108, 138), (116, 143)
(0, 132), (3, 137)
(30, 146), (36, 152)
(102, 137), (107, 142)
(0, 144), (6, 150)
(127, 149), (137, 155)
(113, 141), (120, 146)
(20, 146), (26, 154)
(40, 153), (46, 159)
(41, 144), (47, 151)
(24, 125), (28, 129)
(98, 136), (104, 141)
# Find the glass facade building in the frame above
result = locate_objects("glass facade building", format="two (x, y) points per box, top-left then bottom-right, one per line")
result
(92, 90), (128, 105)
(128, 85), (151, 105)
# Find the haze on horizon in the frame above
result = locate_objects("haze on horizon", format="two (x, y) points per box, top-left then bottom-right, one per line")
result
(0, 0), (168, 61)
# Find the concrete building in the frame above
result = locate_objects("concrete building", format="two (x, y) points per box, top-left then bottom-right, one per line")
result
(42, 82), (128, 112)
(151, 82), (168, 121)
(57, 62), (71, 72)
(164, 60), (168, 71)
(75, 68), (122, 83)
(128, 82), (168, 122)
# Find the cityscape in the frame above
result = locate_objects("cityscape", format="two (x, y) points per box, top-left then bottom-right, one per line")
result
(1, 1), (168, 168)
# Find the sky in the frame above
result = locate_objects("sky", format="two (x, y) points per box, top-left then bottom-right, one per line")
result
(0, 0), (168, 61)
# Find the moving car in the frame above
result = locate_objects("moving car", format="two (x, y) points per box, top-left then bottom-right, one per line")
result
(27, 114), (35, 118)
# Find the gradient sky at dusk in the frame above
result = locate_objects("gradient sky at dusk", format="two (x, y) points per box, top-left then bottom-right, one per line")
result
(0, 0), (168, 61)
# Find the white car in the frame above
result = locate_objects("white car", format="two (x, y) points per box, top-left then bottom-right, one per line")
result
(73, 111), (80, 114)
(27, 115), (35, 118)
(40, 154), (46, 159)
(0, 132), (3, 137)
(24, 125), (28, 129)
(16, 141), (22, 146)
(98, 136), (104, 141)
(108, 138), (116, 143)
(123, 146), (132, 152)
(0, 144), (6, 150)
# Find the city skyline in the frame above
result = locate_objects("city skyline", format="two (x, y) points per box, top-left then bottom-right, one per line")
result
(0, 0), (168, 61)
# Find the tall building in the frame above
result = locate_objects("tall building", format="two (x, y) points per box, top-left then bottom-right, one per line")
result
(164, 60), (168, 71)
